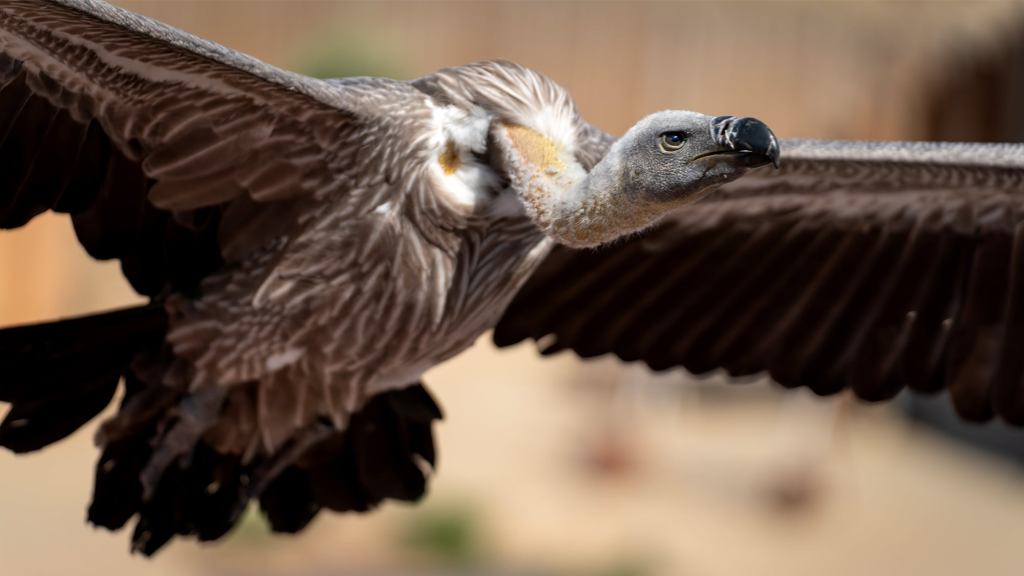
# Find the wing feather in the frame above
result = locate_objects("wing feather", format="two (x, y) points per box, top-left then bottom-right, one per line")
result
(991, 221), (1024, 423)
(70, 146), (149, 259)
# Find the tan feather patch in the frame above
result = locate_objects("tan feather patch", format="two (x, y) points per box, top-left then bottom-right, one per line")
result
(501, 123), (565, 173)
(438, 139), (461, 175)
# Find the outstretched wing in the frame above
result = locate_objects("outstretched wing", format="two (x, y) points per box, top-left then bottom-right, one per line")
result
(495, 138), (1024, 424)
(1, 0), (446, 552)
(0, 0), (414, 296)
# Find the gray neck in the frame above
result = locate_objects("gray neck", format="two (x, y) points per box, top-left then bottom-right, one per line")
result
(521, 146), (665, 248)
(494, 122), (668, 249)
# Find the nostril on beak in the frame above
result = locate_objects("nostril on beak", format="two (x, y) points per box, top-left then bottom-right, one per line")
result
(710, 116), (737, 147)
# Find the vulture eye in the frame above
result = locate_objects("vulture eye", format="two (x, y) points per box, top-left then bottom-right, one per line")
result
(659, 132), (686, 152)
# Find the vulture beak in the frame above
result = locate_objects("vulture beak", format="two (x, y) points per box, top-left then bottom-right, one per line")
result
(706, 115), (781, 169)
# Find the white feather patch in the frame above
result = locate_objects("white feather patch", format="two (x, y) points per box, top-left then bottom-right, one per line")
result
(431, 103), (490, 153)
(521, 105), (578, 155)
(426, 101), (502, 211)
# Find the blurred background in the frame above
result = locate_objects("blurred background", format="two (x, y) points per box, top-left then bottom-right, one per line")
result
(3, 1), (1024, 575)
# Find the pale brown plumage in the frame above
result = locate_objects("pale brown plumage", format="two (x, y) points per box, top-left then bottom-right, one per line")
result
(3, 0), (1024, 557)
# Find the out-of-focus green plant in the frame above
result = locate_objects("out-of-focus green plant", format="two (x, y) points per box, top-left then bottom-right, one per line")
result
(588, 558), (655, 576)
(293, 25), (406, 80)
(398, 503), (484, 567)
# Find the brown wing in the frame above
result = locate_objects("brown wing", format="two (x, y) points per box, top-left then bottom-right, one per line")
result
(0, 0), (445, 552)
(495, 138), (1024, 425)
(0, 0), (384, 296)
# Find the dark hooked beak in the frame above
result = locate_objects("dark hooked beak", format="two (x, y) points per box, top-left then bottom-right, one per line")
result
(707, 115), (780, 169)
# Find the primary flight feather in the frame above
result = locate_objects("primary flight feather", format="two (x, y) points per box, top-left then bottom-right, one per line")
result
(2, 0), (1023, 555)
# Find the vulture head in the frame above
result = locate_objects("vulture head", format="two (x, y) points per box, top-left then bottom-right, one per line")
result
(615, 112), (780, 199)
(495, 111), (780, 248)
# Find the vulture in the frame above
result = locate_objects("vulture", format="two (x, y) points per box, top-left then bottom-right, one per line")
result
(2, 0), (1024, 555)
